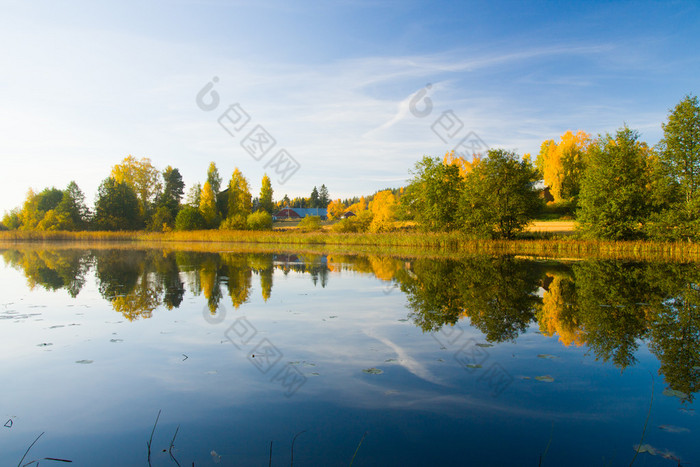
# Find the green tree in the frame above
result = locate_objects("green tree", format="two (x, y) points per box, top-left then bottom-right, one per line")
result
(318, 184), (330, 208)
(93, 177), (141, 230)
(158, 166), (185, 222)
(648, 95), (700, 240)
(577, 127), (652, 239)
(259, 174), (274, 214)
(460, 149), (541, 239)
(309, 186), (320, 208)
(206, 162), (222, 194)
(659, 95), (700, 203)
(186, 182), (202, 207)
(246, 211), (273, 230)
(401, 156), (463, 231)
(175, 206), (206, 231)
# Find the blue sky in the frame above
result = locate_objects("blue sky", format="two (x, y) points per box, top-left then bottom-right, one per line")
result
(1, 0), (698, 214)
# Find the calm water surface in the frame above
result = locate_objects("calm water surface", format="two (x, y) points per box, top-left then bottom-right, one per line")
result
(0, 247), (698, 466)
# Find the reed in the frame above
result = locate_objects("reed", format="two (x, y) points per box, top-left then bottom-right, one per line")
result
(2, 229), (700, 262)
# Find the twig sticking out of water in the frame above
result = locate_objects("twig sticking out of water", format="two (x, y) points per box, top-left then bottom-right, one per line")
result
(538, 423), (554, 466)
(630, 372), (654, 466)
(169, 425), (181, 467)
(147, 409), (162, 467)
(290, 430), (306, 467)
(349, 431), (368, 467)
(269, 441), (273, 467)
(18, 432), (44, 467)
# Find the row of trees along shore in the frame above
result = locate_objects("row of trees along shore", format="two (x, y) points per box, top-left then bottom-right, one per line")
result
(1, 94), (698, 241)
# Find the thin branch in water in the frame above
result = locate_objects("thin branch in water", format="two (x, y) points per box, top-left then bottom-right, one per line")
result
(269, 441), (273, 467)
(349, 431), (368, 467)
(290, 430), (306, 467)
(169, 425), (181, 467)
(538, 423), (554, 467)
(147, 409), (162, 467)
(18, 432), (44, 467)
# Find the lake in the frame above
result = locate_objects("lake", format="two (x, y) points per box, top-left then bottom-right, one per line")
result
(0, 245), (698, 466)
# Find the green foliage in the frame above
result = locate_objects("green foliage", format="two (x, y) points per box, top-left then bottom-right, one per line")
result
(174, 206), (205, 231)
(298, 215), (323, 232)
(93, 177), (141, 231)
(402, 156), (463, 231)
(1, 209), (22, 230)
(246, 211), (273, 230)
(219, 214), (247, 230)
(658, 94), (700, 203)
(206, 162), (222, 194)
(577, 127), (652, 240)
(318, 184), (330, 208)
(460, 149), (541, 239)
(148, 206), (174, 232)
(158, 166), (184, 221)
(648, 95), (700, 240)
(330, 211), (373, 233)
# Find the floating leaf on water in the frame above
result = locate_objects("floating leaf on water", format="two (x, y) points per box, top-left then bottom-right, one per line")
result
(211, 450), (221, 464)
(397, 318), (409, 322)
(535, 375), (554, 383)
(663, 388), (690, 399)
(633, 444), (656, 455)
(384, 358), (398, 363)
(309, 372), (320, 376)
(520, 376), (531, 380)
(302, 362), (316, 367)
(109, 339), (123, 343)
(679, 407), (695, 415)
(475, 343), (493, 348)
(288, 361), (301, 366)
(537, 354), (559, 360)
(75, 360), (93, 364)
(329, 316), (338, 319)
(362, 368), (383, 375)
(436, 358), (444, 362)
(37, 343), (53, 347)
(658, 425), (690, 433)
(466, 364), (482, 369)
(49, 325), (64, 329)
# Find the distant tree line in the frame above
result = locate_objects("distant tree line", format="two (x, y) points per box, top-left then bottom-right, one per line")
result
(0, 157), (334, 232)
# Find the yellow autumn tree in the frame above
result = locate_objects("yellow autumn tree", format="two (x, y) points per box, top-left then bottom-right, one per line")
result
(536, 130), (591, 203)
(537, 273), (585, 347)
(111, 155), (162, 217)
(327, 199), (345, 220)
(199, 181), (218, 228)
(368, 190), (396, 232)
(443, 150), (481, 178)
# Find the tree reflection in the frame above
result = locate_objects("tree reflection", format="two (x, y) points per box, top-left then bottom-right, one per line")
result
(398, 256), (541, 342)
(3, 246), (700, 400)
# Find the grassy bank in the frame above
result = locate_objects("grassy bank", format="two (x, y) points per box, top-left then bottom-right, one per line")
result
(1, 229), (699, 262)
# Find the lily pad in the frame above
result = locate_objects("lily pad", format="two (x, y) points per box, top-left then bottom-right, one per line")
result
(36, 343), (53, 347)
(384, 358), (398, 363)
(658, 425), (689, 433)
(634, 444), (656, 455)
(663, 388), (690, 399)
(109, 338), (123, 343)
(309, 372), (320, 376)
(537, 354), (559, 360)
(535, 375), (555, 383)
(362, 368), (383, 375)
(75, 360), (93, 364)
(466, 364), (482, 369)
(475, 343), (493, 348)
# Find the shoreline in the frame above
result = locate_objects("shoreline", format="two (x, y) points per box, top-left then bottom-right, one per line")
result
(0, 229), (698, 262)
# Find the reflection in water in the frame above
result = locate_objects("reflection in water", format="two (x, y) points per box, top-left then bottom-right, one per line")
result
(2, 247), (699, 400)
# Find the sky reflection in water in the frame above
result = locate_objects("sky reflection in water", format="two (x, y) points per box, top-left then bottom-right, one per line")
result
(0, 247), (698, 466)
